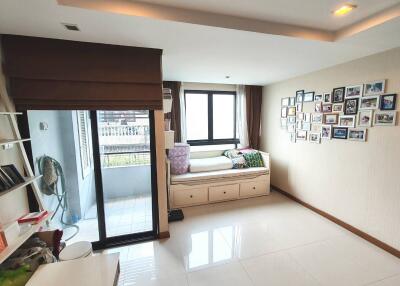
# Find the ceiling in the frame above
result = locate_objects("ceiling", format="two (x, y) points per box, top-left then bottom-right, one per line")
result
(137, 0), (399, 31)
(0, 0), (399, 85)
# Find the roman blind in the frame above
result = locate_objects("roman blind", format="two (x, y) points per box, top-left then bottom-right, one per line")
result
(1, 35), (163, 110)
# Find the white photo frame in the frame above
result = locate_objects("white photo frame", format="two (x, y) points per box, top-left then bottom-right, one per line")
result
(345, 84), (363, 98)
(348, 128), (367, 142)
(338, 115), (356, 128)
(321, 125), (332, 140)
(357, 110), (373, 127)
(359, 96), (380, 110)
(364, 80), (386, 96)
(374, 111), (397, 126)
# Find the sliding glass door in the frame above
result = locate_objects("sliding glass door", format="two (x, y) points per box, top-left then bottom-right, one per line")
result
(26, 109), (158, 248)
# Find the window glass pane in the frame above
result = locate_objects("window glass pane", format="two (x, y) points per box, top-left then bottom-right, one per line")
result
(186, 93), (208, 140)
(190, 144), (235, 152)
(213, 94), (235, 139)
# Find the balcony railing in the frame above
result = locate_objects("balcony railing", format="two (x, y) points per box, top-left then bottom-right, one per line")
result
(101, 151), (150, 168)
(99, 125), (149, 137)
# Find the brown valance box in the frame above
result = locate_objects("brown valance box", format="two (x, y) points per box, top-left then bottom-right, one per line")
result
(1, 35), (163, 110)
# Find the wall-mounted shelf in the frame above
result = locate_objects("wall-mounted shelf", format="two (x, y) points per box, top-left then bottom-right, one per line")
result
(0, 176), (42, 198)
(0, 112), (22, 116)
(0, 138), (30, 146)
(0, 212), (49, 264)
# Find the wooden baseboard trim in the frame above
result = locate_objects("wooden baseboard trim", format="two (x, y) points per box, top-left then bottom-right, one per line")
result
(158, 231), (170, 239)
(272, 185), (400, 259)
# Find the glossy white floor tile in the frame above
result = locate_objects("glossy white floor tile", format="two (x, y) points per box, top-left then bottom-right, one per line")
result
(368, 274), (400, 286)
(101, 191), (400, 286)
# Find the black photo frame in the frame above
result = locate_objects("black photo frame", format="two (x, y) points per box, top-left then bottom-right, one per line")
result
(332, 87), (345, 103)
(380, 94), (397, 110)
(303, 91), (315, 102)
(296, 90), (304, 103)
(344, 98), (359, 115)
(332, 127), (348, 139)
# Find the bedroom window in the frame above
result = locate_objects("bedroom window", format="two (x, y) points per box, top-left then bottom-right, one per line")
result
(185, 90), (238, 147)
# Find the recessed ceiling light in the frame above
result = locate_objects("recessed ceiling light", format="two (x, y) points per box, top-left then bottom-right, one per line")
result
(62, 23), (80, 31)
(333, 4), (357, 16)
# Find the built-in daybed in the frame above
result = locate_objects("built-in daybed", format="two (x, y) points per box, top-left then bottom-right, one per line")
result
(168, 150), (270, 208)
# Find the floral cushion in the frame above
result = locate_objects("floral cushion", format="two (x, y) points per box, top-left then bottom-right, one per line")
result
(223, 149), (248, 169)
(243, 151), (264, 168)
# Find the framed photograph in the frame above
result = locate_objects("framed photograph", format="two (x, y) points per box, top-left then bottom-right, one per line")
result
(296, 120), (302, 130)
(0, 165), (25, 185)
(348, 128), (367, 142)
(332, 87), (345, 103)
(296, 130), (307, 140)
(0, 170), (14, 190)
(323, 92), (331, 103)
(332, 127), (348, 139)
(281, 118), (288, 128)
(358, 110), (373, 127)
(322, 104), (333, 113)
(315, 102), (322, 112)
(303, 91), (315, 102)
(324, 113), (338, 124)
(281, 97), (290, 106)
(287, 107), (296, 116)
(296, 102), (303, 112)
(289, 97), (296, 107)
(312, 113), (323, 124)
(338, 115), (356, 127)
(297, 112), (304, 121)
(287, 116), (296, 124)
(287, 124), (296, 133)
(345, 84), (363, 98)
(290, 132), (296, 143)
(296, 90), (304, 103)
(314, 94), (323, 102)
(332, 103), (344, 113)
(321, 125), (332, 140)
(304, 113), (311, 123)
(281, 107), (288, 118)
(311, 124), (322, 133)
(344, 98), (359, 115)
(374, 111), (397, 126)
(309, 133), (321, 144)
(302, 122), (311, 131)
(359, 96), (380, 110)
(364, 79), (386, 96)
(380, 94), (397, 110)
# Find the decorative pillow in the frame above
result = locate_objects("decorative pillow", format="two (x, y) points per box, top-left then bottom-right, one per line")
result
(231, 156), (247, 169)
(243, 151), (264, 168)
(223, 149), (241, 159)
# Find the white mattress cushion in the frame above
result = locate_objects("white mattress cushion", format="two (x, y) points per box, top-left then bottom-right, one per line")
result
(189, 156), (233, 173)
(171, 167), (269, 184)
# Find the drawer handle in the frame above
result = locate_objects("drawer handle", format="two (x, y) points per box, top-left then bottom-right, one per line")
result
(223, 191), (227, 194)
(253, 187), (256, 190)
(190, 195), (193, 198)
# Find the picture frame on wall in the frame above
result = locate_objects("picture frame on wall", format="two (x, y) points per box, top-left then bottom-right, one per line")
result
(312, 113), (323, 124)
(380, 94), (397, 110)
(296, 102), (303, 112)
(364, 79), (386, 96)
(322, 103), (333, 113)
(287, 107), (296, 116)
(289, 97), (296, 107)
(338, 115), (356, 128)
(281, 118), (288, 128)
(358, 110), (373, 127)
(324, 113), (338, 125)
(296, 90), (304, 103)
(315, 102), (322, 112)
(332, 127), (348, 139)
(323, 92), (331, 103)
(290, 132), (296, 143)
(281, 97), (290, 106)
(314, 94), (323, 102)
(348, 128), (367, 142)
(359, 96), (380, 110)
(287, 124), (296, 133)
(374, 111), (397, 126)
(281, 107), (288, 118)
(287, 116), (296, 124)
(303, 91), (315, 102)
(296, 120), (302, 130)
(311, 124), (322, 133)
(332, 103), (344, 113)
(332, 87), (345, 103)
(304, 113), (311, 123)
(297, 112), (304, 121)
(309, 133), (321, 144)
(321, 125), (332, 140)
(296, 130), (307, 140)
(344, 98), (359, 115)
(345, 84), (363, 98)
(302, 122), (311, 131)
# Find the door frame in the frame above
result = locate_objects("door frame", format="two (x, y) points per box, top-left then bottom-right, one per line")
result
(20, 109), (159, 250)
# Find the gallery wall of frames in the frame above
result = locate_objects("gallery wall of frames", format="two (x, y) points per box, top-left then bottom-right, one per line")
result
(280, 79), (397, 143)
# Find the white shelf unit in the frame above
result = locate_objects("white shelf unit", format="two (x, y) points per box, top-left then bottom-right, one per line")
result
(0, 112), (23, 116)
(0, 175), (42, 198)
(0, 214), (49, 264)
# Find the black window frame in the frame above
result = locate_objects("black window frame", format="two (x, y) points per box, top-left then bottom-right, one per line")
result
(184, 90), (239, 147)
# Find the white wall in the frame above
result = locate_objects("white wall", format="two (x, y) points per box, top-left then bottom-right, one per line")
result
(182, 82), (236, 91)
(261, 47), (400, 251)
